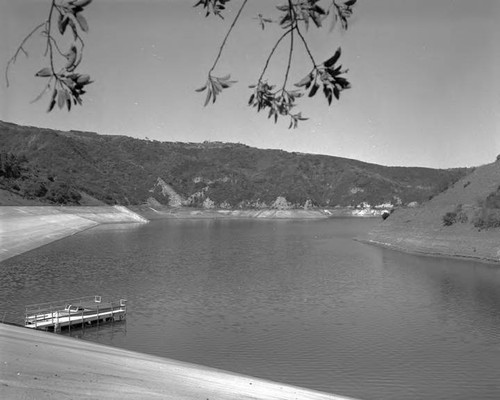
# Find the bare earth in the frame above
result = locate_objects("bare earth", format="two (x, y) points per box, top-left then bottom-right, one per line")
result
(0, 323), (356, 400)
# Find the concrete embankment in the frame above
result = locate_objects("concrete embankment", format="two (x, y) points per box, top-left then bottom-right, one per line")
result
(0, 323), (356, 400)
(0, 206), (147, 262)
(129, 205), (333, 220)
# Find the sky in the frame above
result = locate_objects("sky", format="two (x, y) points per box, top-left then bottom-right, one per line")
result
(1, 0), (499, 168)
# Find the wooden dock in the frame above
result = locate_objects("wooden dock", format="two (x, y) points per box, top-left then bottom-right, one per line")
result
(25, 296), (126, 332)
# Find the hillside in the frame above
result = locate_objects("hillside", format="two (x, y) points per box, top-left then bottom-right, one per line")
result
(0, 120), (468, 208)
(363, 160), (500, 263)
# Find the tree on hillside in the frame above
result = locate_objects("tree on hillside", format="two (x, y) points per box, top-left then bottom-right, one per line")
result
(6, 0), (357, 128)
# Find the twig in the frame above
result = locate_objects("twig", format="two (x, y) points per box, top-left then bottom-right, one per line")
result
(257, 28), (293, 84)
(209, 0), (249, 74)
(296, 25), (317, 68)
(282, 0), (296, 90)
(46, 0), (57, 75)
(5, 22), (46, 87)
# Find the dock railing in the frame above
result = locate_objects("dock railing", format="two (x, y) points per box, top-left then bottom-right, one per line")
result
(25, 296), (126, 330)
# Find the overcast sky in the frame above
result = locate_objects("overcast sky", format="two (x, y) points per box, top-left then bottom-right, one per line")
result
(1, 0), (499, 168)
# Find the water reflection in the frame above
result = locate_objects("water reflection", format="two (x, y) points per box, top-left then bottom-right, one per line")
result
(62, 320), (127, 343)
(1, 218), (500, 400)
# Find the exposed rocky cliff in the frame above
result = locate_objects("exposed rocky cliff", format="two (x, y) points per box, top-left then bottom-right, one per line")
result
(1, 120), (468, 208)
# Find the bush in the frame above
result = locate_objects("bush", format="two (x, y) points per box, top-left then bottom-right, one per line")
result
(473, 209), (500, 229)
(456, 211), (468, 223)
(485, 187), (500, 209)
(442, 211), (457, 226)
(442, 203), (469, 226)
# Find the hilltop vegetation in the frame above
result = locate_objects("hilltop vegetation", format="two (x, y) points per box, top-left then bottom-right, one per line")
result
(0, 120), (468, 208)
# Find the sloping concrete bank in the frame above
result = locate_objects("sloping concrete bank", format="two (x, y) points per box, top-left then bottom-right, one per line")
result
(0, 323), (357, 400)
(0, 206), (148, 262)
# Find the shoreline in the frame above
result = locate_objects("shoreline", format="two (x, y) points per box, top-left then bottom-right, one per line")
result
(2, 205), (498, 265)
(359, 221), (500, 265)
(0, 205), (372, 263)
(357, 237), (500, 265)
(0, 323), (356, 400)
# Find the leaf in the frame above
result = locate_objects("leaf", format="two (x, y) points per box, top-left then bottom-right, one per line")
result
(76, 74), (91, 85)
(57, 90), (67, 109)
(294, 74), (312, 88)
(345, 0), (357, 6)
(204, 88), (212, 107)
(75, 12), (88, 32)
(324, 48), (341, 68)
(47, 99), (56, 113)
(313, 5), (326, 15)
(333, 86), (340, 100)
(308, 83), (319, 97)
(47, 89), (58, 113)
(65, 46), (77, 71)
(58, 14), (69, 35)
(72, 0), (93, 7)
(195, 85), (207, 92)
(35, 67), (52, 77)
(67, 18), (78, 40)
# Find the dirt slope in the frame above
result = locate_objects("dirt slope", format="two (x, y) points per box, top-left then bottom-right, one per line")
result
(362, 161), (500, 263)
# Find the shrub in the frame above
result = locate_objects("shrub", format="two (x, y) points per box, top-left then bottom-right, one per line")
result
(442, 211), (457, 226)
(485, 187), (500, 209)
(473, 208), (500, 229)
(442, 204), (468, 226)
(456, 211), (468, 223)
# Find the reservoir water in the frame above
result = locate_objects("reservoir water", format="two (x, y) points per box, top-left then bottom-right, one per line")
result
(1, 218), (500, 400)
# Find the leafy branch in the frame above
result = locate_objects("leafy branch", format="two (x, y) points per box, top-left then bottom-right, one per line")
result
(7, 0), (356, 127)
(194, 0), (249, 106)
(5, 0), (93, 112)
(194, 0), (357, 129)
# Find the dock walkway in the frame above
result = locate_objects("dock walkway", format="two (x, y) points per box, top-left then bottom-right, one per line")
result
(25, 296), (127, 331)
